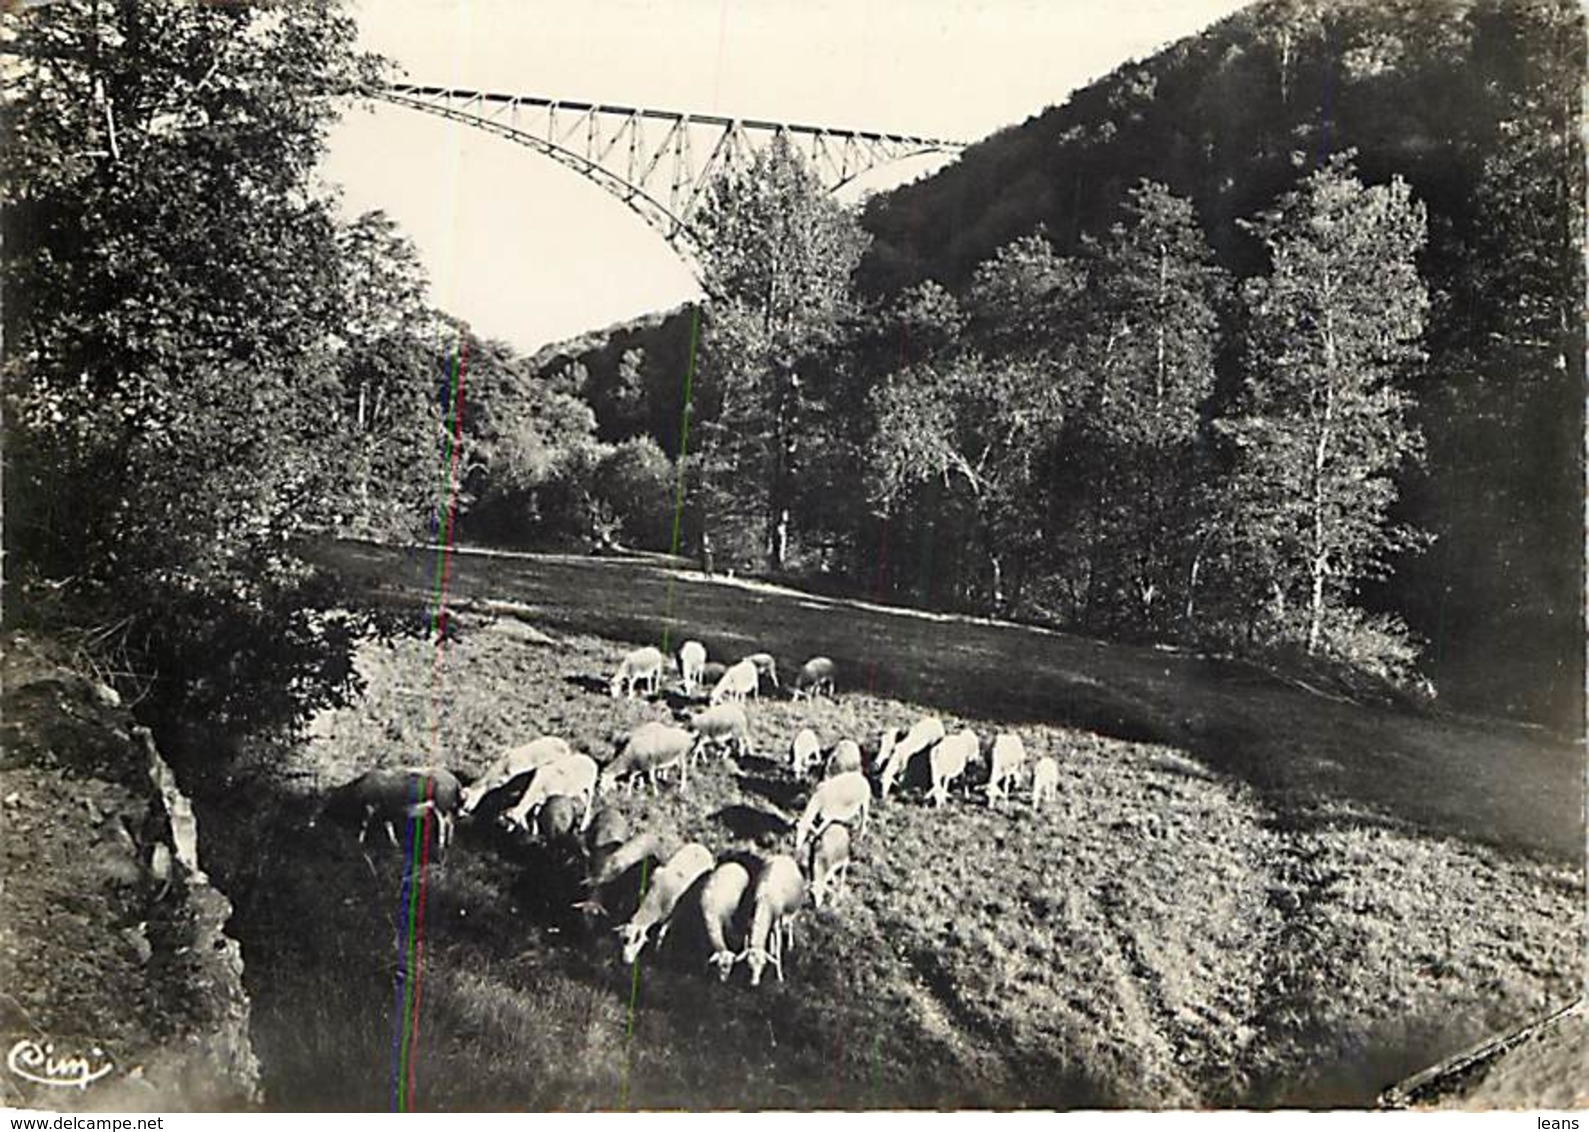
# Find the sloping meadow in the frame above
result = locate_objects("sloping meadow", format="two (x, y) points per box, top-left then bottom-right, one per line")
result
(236, 614), (1580, 1109)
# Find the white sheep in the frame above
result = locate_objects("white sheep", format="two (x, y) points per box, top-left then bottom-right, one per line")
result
(1031, 755), (1060, 809)
(743, 652), (780, 694)
(501, 753), (598, 834)
(739, 854), (807, 986)
(929, 729), (978, 808)
(791, 656), (837, 700)
(709, 658), (759, 705)
(610, 645), (666, 699)
(617, 842), (715, 964)
(600, 722), (694, 795)
(790, 728), (821, 776)
(807, 822), (851, 910)
(698, 860), (753, 982)
(677, 640), (708, 695)
(794, 770), (871, 854)
(824, 739), (863, 778)
(874, 726), (902, 775)
(878, 716), (945, 802)
(688, 703), (754, 762)
(984, 732), (1028, 807)
(459, 736), (573, 816)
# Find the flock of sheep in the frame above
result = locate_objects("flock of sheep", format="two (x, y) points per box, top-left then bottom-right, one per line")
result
(312, 637), (1062, 988)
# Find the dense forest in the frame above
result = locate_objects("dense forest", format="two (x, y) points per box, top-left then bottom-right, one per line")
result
(516, 0), (1584, 731)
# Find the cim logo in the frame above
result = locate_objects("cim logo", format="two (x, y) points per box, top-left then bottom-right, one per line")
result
(6, 1039), (114, 1090)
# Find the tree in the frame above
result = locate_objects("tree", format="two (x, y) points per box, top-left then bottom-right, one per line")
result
(328, 211), (450, 539)
(962, 230), (1083, 362)
(868, 352), (1061, 613)
(1063, 181), (1227, 633)
(450, 337), (608, 548)
(1221, 155), (1429, 657)
(1, 0), (435, 731)
(593, 437), (676, 551)
(692, 136), (871, 571)
(612, 347), (648, 433)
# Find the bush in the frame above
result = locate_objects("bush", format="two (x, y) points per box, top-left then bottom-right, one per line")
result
(592, 437), (677, 551)
(1312, 606), (1436, 705)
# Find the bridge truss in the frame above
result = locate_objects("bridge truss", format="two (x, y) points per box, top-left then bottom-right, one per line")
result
(373, 83), (966, 261)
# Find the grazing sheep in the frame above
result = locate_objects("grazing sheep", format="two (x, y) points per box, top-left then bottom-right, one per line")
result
(585, 806), (629, 856)
(688, 703), (754, 761)
(824, 739), (863, 777)
(807, 822), (851, 910)
(601, 722), (694, 795)
(617, 842), (715, 965)
(790, 728), (821, 776)
(501, 753), (598, 834)
(985, 733), (1027, 807)
(794, 771), (871, 854)
(312, 767), (463, 856)
(698, 660), (728, 689)
(709, 658), (759, 705)
(610, 645), (666, 699)
(577, 830), (665, 927)
(872, 726), (903, 776)
(534, 794), (582, 851)
(698, 861), (754, 982)
(460, 736), (573, 816)
(878, 716), (946, 802)
(738, 854), (806, 986)
(1031, 756), (1060, 809)
(744, 652), (780, 694)
(791, 656), (837, 700)
(677, 640), (708, 694)
(589, 830), (665, 892)
(929, 729), (979, 808)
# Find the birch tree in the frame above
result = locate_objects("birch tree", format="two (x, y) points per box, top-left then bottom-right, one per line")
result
(1222, 155), (1429, 655)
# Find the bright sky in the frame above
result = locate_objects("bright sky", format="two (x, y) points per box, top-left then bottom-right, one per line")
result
(319, 0), (1253, 354)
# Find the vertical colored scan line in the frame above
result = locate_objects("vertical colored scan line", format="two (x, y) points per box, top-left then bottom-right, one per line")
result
(390, 330), (469, 1112)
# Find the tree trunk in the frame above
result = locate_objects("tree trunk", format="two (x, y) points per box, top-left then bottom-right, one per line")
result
(1182, 547), (1203, 640)
(1306, 316), (1339, 656)
(774, 508), (790, 572)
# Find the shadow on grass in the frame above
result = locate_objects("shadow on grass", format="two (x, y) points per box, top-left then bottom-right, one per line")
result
(735, 774), (804, 812)
(709, 803), (792, 843)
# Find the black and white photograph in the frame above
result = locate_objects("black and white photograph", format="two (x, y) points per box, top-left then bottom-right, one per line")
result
(1, 0), (1584, 1115)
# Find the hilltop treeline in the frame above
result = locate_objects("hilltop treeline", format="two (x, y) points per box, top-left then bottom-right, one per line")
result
(523, 0), (1584, 728)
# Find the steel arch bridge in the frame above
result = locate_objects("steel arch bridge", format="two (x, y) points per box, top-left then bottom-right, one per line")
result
(373, 83), (967, 263)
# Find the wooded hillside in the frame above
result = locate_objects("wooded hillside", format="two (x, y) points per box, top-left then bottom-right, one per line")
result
(530, 0), (1583, 730)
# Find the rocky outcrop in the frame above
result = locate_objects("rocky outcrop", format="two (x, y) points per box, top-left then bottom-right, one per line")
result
(0, 633), (259, 1111)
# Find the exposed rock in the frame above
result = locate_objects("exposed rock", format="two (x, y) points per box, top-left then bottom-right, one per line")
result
(0, 634), (259, 1112)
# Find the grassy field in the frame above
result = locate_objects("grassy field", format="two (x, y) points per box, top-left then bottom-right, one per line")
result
(202, 542), (1583, 1110)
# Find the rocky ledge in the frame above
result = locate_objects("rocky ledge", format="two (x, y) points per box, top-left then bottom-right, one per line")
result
(0, 633), (259, 1112)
